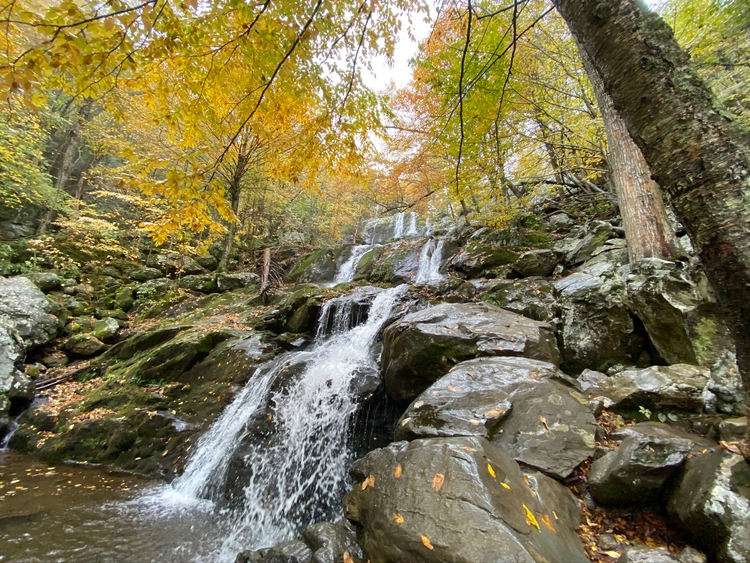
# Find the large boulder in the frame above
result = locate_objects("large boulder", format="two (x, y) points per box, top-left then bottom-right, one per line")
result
(216, 271), (259, 292)
(0, 322), (34, 421)
(667, 450), (750, 563)
(129, 267), (165, 282)
(447, 241), (518, 277)
(286, 248), (337, 284)
(22, 272), (64, 293)
(588, 428), (694, 506)
(512, 249), (563, 277)
(0, 276), (59, 349)
(382, 302), (560, 402)
(481, 278), (560, 325)
(343, 436), (588, 563)
(627, 262), (731, 367)
(579, 364), (710, 413)
(555, 270), (646, 373)
(146, 253), (205, 276)
(565, 221), (613, 266)
(394, 357), (597, 479)
(63, 333), (107, 357)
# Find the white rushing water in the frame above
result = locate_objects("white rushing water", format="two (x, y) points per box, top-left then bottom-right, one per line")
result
(171, 284), (408, 558)
(333, 245), (371, 283)
(393, 212), (405, 239)
(406, 212), (419, 236)
(415, 238), (445, 285)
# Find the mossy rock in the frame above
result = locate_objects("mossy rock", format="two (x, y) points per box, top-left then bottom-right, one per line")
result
(285, 248), (336, 283)
(448, 242), (519, 278)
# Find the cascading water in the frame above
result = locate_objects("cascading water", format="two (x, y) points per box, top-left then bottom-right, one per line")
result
(393, 212), (405, 239)
(406, 212), (419, 236)
(333, 245), (371, 283)
(415, 238), (445, 285)
(172, 284), (408, 558)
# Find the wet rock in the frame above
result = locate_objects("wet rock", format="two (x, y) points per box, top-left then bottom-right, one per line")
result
(609, 422), (717, 454)
(63, 334), (107, 357)
(555, 270), (645, 373)
(146, 253), (205, 276)
(566, 221), (613, 266)
(344, 436), (588, 563)
(627, 263), (731, 367)
(180, 274), (217, 293)
(395, 357), (596, 478)
(579, 364), (710, 413)
(512, 249), (563, 277)
(618, 546), (707, 563)
(0, 276), (59, 349)
(216, 271), (259, 292)
(302, 522), (363, 563)
(707, 351), (746, 415)
(22, 272), (63, 293)
(667, 450), (750, 563)
(447, 241), (518, 277)
(41, 352), (68, 368)
(92, 317), (120, 343)
(129, 267), (164, 282)
(589, 428), (694, 506)
(481, 278), (560, 324)
(382, 302), (560, 402)
(719, 418), (748, 443)
(261, 540), (313, 563)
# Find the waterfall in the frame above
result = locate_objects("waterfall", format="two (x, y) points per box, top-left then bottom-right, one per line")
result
(333, 245), (371, 284)
(393, 212), (405, 239)
(415, 238), (445, 285)
(172, 285), (408, 556)
(405, 212), (419, 236)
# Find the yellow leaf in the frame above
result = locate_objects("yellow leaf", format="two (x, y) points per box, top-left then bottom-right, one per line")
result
(421, 535), (434, 550)
(604, 551), (621, 558)
(523, 504), (541, 531)
(393, 513), (404, 524)
(432, 473), (444, 491)
(447, 385), (461, 393)
(501, 482), (510, 490)
(394, 464), (402, 478)
(361, 474), (375, 490)
(487, 464), (496, 479)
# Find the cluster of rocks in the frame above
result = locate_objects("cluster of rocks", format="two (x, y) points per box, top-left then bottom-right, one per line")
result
(253, 216), (749, 563)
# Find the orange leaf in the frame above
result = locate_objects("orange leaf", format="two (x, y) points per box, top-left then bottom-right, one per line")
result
(393, 512), (404, 524)
(343, 552), (354, 563)
(432, 473), (444, 491)
(361, 474), (375, 490)
(540, 513), (557, 534)
(394, 464), (403, 478)
(421, 535), (434, 550)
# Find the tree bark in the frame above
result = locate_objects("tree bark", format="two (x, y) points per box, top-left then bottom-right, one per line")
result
(554, 0), (750, 450)
(577, 44), (681, 264)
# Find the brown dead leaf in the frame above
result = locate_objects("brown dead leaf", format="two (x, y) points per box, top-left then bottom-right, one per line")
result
(485, 409), (504, 417)
(432, 473), (445, 491)
(361, 474), (375, 490)
(421, 535), (434, 550)
(539, 416), (549, 431)
(720, 440), (742, 455)
(540, 514), (557, 534)
(343, 552), (354, 563)
(394, 464), (403, 479)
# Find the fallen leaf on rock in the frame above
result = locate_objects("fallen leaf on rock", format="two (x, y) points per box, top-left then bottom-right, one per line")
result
(394, 464), (402, 478)
(432, 473), (444, 491)
(540, 513), (557, 534)
(539, 416), (549, 430)
(501, 482), (510, 490)
(343, 552), (354, 563)
(485, 409), (504, 417)
(523, 504), (541, 531)
(361, 474), (375, 490)
(604, 551), (621, 558)
(447, 385), (461, 393)
(421, 535), (434, 550)
(488, 464), (496, 478)
(720, 440), (742, 454)
(393, 513), (404, 524)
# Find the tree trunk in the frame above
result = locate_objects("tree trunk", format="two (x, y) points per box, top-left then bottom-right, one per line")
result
(577, 45), (681, 264)
(554, 0), (750, 452)
(37, 125), (79, 235)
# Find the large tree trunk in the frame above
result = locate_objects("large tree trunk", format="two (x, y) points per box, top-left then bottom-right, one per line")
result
(554, 0), (750, 451)
(577, 45), (681, 264)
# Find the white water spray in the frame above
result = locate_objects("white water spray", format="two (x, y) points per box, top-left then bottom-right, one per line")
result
(415, 239), (445, 285)
(334, 245), (371, 283)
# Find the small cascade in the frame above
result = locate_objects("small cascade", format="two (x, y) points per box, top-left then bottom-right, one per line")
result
(333, 245), (371, 284)
(406, 212), (419, 236)
(172, 285), (408, 556)
(415, 238), (445, 285)
(393, 213), (405, 239)
(0, 418), (19, 450)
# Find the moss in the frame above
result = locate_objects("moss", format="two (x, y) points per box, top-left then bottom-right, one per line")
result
(691, 316), (719, 366)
